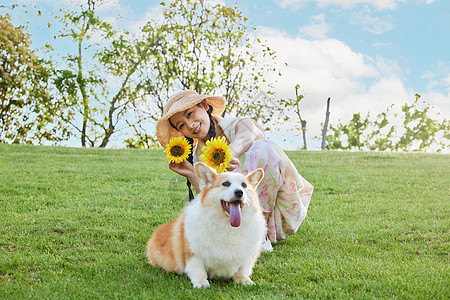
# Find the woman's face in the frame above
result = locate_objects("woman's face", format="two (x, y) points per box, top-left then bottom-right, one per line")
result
(169, 101), (210, 140)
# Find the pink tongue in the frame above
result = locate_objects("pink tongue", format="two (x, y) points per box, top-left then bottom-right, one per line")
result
(230, 202), (241, 227)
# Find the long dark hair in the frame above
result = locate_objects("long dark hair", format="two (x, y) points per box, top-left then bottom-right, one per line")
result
(171, 103), (216, 201)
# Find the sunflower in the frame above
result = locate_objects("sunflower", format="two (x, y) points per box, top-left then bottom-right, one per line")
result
(163, 137), (192, 163)
(200, 136), (233, 173)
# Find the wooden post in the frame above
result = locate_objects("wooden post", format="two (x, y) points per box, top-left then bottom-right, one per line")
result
(321, 97), (331, 150)
(301, 120), (307, 150)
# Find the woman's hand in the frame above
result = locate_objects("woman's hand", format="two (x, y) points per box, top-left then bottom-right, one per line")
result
(169, 160), (200, 194)
(168, 160), (194, 178)
(226, 157), (240, 172)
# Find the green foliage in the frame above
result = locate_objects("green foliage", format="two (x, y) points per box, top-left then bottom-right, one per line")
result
(396, 94), (449, 151)
(53, 0), (145, 147)
(2, 0), (284, 148)
(366, 108), (395, 151)
(1, 144), (448, 298)
(0, 14), (71, 144)
(39, 0), (284, 147)
(326, 94), (450, 151)
(326, 113), (370, 151)
(124, 122), (160, 149)
(134, 0), (282, 131)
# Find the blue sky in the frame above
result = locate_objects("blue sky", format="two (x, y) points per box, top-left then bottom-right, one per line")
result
(237, 0), (449, 92)
(3, 0), (449, 149)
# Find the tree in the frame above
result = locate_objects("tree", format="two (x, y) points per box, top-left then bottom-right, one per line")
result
(54, 0), (146, 147)
(321, 97), (331, 150)
(0, 14), (71, 144)
(326, 94), (450, 152)
(326, 112), (370, 151)
(129, 0), (282, 142)
(348, 113), (370, 150)
(365, 106), (396, 151)
(395, 94), (448, 151)
(280, 84), (308, 149)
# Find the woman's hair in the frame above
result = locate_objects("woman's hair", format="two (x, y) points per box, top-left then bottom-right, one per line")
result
(185, 136), (195, 201)
(206, 104), (216, 139)
(169, 103), (216, 201)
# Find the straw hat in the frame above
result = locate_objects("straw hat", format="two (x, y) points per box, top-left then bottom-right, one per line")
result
(156, 90), (226, 148)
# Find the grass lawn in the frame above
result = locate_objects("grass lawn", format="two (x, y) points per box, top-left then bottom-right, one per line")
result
(0, 144), (448, 299)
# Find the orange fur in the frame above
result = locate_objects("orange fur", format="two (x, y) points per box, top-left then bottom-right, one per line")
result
(200, 185), (212, 207)
(200, 173), (228, 207)
(146, 213), (192, 274)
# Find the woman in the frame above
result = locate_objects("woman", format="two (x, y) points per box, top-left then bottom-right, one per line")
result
(156, 90), (313, 251)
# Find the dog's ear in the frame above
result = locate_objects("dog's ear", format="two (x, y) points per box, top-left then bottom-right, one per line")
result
(246, 168), (264, 188)
(194, 162), (217, 189)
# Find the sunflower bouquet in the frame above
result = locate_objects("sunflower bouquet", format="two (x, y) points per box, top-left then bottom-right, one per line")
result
(164, 137), (192, 163)
(200, 136), (233, 173)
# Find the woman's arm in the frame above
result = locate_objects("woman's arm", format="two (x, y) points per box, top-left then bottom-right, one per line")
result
(229, 118), (265, 158)
(169, 118), (264, 188)
(168, 161), (200, 194)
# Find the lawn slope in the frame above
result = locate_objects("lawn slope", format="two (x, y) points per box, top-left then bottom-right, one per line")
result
(0, 144), (448, 299)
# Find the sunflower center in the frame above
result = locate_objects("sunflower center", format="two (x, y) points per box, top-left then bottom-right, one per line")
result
(170, 145), (184, 157)
(212, 149), (226, 165)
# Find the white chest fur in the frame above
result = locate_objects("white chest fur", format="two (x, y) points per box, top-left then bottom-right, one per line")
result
(183, 199), (266, 279)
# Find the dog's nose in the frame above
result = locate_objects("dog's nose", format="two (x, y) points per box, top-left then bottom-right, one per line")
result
(234, 189), (243, 199)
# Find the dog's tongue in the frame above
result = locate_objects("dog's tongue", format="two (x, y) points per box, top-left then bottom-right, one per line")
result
(230, 202), (241, 227)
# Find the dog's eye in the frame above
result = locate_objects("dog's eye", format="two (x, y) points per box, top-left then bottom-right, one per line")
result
(222, 181), (231, 187)
(242, 182), (247, 188)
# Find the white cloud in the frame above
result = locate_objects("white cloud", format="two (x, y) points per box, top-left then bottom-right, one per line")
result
(423, 73), (440, 90)
(275, 0), (405, 10)
(349, 7), (394, 34)
(423, 91), (450, 111)
(275, 0), (309, 10)
(127, 5), (164, 36)
(30, 0), (121, 10)
(253, 27), (432, 148)
(205, 0), (226, 5)
(373, 56), (402, 76)
(126, 0), (225, 36)
(422, 72), (435, 80)
(421, 68), (450, 94)
(372, 42), (391, 47)
(298, 14), (332, 39)
(442, 74), (450, 87)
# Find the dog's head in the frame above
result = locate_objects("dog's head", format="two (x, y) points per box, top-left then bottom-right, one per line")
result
(194, 162), (264, 228)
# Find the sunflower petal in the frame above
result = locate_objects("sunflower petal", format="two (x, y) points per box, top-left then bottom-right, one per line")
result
(200, 136), (232, 173)
(164, 137), (192, 163)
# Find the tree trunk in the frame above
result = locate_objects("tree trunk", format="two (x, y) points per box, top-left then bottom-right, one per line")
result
(321, 97), (331, 150)
(99, 98), (116, 148)
(301, 120), (307, 150)
(77, 23), (89, 147)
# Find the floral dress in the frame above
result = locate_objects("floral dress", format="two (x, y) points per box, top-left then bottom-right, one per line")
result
(194, 117), (313, 244)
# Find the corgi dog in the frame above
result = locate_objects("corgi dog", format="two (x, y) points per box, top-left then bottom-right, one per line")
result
(146, 162), (266, 288)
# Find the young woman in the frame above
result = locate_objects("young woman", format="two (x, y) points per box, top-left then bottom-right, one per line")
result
(156, 90), (313, 251)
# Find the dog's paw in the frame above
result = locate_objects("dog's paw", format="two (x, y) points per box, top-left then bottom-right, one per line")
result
(233, 276), (255, 285)
(192, 279), (210, 288)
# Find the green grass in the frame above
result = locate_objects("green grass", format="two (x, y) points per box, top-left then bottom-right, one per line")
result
(0, 144), (448, 299)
